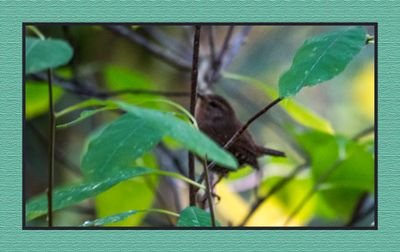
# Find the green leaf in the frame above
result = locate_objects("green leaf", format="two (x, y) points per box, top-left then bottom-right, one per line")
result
(279, 26), (366, 97)
(81, 208), (179, 227)
(26, 167), (203, 221)
(222, 72), (334, 134)
(296, 130), (373, 192)
(321, 144), (374, 192)
(82, 103), (237, 180)
(25, 81), (63, 119)
(26, 167), (155, 221)
(26, 37), (73, 74)
(55, 98), (110, 118)
(177, 207), (220, 227)
(295, 130), (374, 222)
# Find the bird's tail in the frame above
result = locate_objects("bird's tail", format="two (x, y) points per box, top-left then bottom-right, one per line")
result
(257, 146), (286, 157)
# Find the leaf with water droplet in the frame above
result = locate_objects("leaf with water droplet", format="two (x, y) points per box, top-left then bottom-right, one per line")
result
(26, 167), (204, 221)
(279, 26), (367, 97)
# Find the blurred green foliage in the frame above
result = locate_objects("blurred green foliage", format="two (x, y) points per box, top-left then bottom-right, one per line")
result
(24, 25), (374, 227)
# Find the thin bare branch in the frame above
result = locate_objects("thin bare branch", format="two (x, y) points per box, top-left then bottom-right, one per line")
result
(30, 72), (190, 98)
(106, 25), (191, 71)
(208, 26), (252, 84)
(217, 26), (235, 66)
(46, 69), (55, 227)
(189, 26), (201, 206)
(353, 126), (374, 141)
(141, 26), (190, 59)
(347, 192), (369, 227)
(202, 157), (216, 227)
(284, 160), (341, 225)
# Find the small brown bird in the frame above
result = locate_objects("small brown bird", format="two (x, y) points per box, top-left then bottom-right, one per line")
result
(195, 93), (285, 176)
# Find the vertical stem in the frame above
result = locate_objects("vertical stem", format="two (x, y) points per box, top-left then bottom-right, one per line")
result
(202, 157), (216, 227)
(188, 26), (201, 206)
(47, 69), (55, 227)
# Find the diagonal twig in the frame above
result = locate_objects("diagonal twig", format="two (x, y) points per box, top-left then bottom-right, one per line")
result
(106, 25), (191, 71)
(239, 163), (309, 226)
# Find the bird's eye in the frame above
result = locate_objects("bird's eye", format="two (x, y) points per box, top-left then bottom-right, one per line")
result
(209, 101), (218, 108)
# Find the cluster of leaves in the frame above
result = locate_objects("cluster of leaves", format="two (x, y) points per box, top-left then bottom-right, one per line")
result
(25, 26), (373, 227)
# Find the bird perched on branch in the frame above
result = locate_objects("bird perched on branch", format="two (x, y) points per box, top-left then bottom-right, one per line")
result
(195, 93), (285, 176)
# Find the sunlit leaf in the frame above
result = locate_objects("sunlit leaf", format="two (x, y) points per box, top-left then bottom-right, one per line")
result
(279, 27), (367, 97)
(177, 207), (220, 227)
(104, 65), (162, 106)
(25, 81), (63, 119)
(222, 72), (334, 134)
(26, 37), (73, 74)
(295, 130), (374, 222)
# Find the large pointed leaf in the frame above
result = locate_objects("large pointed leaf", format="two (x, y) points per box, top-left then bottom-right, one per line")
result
(26, 167), (154, 221)
(222, 72), (334, 133)
(279, 26), (367, 97)
(94, 153), (159, 226)
(25, 37), (73, 74)
(82, 103), (237, 179)
(177, 207), (220, 227)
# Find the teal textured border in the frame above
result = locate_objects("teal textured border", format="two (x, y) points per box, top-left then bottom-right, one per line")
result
(0, 1), (397, 251)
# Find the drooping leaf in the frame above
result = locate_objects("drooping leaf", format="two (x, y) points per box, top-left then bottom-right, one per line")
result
(55, 98), (110, 118)
(26, 167), (203, 221)
(177, 207), (220, 227)
(56, 107), (117, 129)
(279, 26), (367, 97)
(25, 81), (63, 119)
(222, 71), (334, 134)
(82, 103), (237, 179)
(26, 37), (73, 74)
(26, 167), (154, 221)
